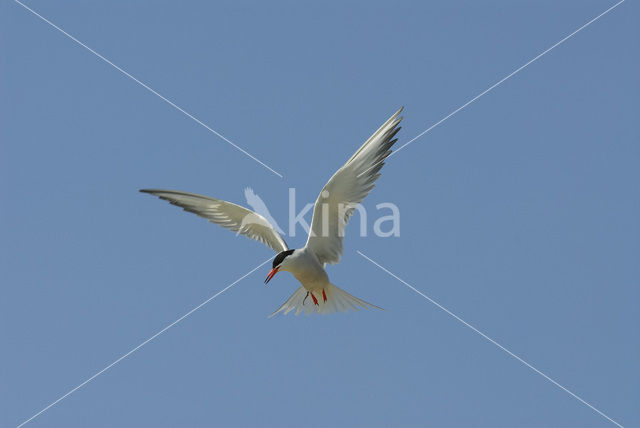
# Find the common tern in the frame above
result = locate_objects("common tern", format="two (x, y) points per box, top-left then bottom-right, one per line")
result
(141, 107), (403, 316)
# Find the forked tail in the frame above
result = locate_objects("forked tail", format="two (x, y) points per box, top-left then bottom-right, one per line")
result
(269, 284), (382, 317)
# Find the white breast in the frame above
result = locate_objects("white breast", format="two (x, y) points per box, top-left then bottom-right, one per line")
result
(284, 248), (330, 291)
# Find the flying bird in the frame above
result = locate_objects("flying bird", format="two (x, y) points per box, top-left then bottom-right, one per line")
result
(141, 107), (403, 316)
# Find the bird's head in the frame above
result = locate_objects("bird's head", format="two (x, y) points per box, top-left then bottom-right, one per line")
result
(264, 249), (295, 284)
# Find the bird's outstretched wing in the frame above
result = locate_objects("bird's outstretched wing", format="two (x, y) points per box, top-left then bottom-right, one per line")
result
(140, 189), (288, 253)
(304, 107), (403, 265)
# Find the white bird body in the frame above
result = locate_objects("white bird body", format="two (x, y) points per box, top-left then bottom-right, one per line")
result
(270, 246), (380, 316)
(279, 248), (329, 290)
(141, 107), (403, 316)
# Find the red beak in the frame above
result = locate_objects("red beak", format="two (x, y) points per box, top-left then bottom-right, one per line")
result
(264, 267), (279, 284)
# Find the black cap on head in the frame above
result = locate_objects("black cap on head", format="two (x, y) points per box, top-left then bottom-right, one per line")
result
(273, 249), (294, 268)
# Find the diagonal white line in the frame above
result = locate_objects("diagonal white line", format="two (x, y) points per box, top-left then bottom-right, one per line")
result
(16, 257), (272, 428)
(356, 250), (624, 428)
(13, 0), (284, 179)
(358, 0), (625, 178)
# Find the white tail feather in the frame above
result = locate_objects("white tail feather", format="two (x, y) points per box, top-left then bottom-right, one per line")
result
(269, 284), (382, 317)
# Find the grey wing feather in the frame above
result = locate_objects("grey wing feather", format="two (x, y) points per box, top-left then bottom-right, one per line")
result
(140, 189), (288, 253)
(304, 107), (403, 265)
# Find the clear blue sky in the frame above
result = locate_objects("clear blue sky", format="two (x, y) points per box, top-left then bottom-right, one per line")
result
(1, 1), (638, 427)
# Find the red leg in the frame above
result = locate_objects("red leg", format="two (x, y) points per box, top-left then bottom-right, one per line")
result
(322, 289), (327, 302)
(311, 291), (319, 306)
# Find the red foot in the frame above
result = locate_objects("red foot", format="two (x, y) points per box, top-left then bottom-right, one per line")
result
(311, 292), (319, 306)
(322, 289), (327, 302)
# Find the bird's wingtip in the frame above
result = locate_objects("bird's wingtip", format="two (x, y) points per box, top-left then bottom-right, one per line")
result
(392, 106), (404, 121)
